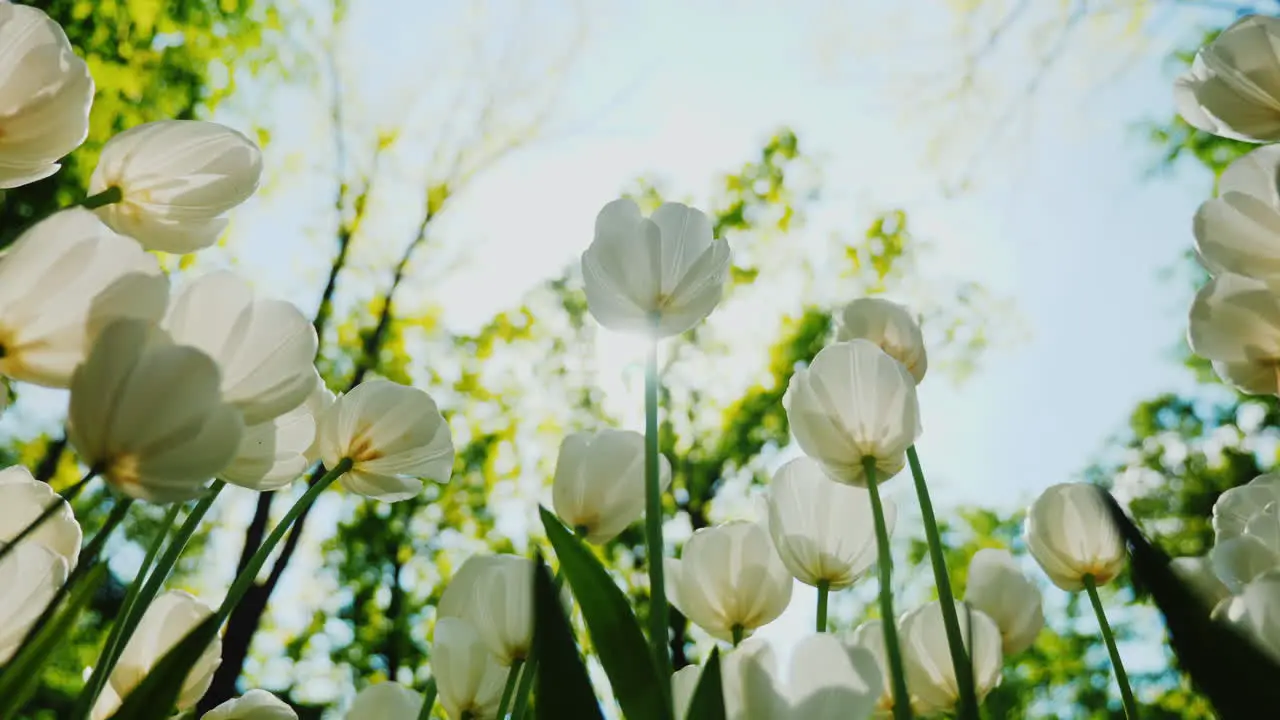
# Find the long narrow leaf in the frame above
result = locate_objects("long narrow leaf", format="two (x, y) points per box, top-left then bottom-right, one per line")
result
(533, 553), (603, 720)
(106, 614), (222, 720)
(685, 649), (726, 720)
(1099, 488), (1280, 719)
(0, 564), (109, 720)
(540, 506), (671, 720)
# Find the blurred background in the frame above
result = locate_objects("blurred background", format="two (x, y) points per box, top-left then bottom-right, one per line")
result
(5, 0), (1270, 717)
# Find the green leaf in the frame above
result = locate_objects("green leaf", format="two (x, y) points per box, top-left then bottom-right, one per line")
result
(685, 648), (726, 720)
(1099, 488), (1280, 718)
(540, 506), (671, 720)
(533, 552), (603, 720)
(0, 564), (109, 720)
(106, 614), (222, 720)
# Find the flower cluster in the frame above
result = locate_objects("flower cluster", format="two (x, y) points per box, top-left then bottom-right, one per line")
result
(1171, 11), (1280, 661)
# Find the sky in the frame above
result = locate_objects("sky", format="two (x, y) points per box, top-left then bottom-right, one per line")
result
(12, 0), (1256, 711)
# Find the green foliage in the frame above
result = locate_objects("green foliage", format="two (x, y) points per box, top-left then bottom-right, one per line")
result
(686, 649), (726, 720)
(532, 557), (603, 720)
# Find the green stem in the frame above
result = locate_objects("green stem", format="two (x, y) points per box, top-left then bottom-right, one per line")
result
(731, 625), (744, 647)
(643, 334), (671, 695)
(496, 658), (524, 718)
(0, 469), (96, 566)
(79, 186), (122, 210)
(416, 677), (437, 720)
(816, 580), (830, 632)
(511, 566), (570, 719)
(863, 457), (912, 720)
(907, 446), (977, 719)
(76, 483), (223, 716)
(1084, 575), (1139, 719)
(216, 460), (351, 624)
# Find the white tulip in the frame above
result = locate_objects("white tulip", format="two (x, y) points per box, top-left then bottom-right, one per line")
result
(964, 548), (1045, 656)
(1215, 569), (1280, 661)
(834, 298), (927, 383)
(0, 465), (81, 569)
(0, 543), (66, 663)
(1215, 472), (1280, 539)
(1213, 501), (1280, 592)
(302, 373), (335, 464)
(1189, 272), (1280, 394)
(900, 601), (1004, 716)
(69, 318), (244, 503)
(109, 590), (222, 711)
(666, 520), (793, 642)
(783, 339), (921, 486)
(1195, 147), (1280, 284)
(1175, 15), (1280, 143)
(164, 271), (318, 426)
(581, 198), (732, 337)
(346, 683), (423, 720)
(219, 401), (316, 491)
(672, 664), (702, 720)
(847, 620), (903, 718)
(0, 209), (165, 387)
(88, 120), (264, 253)
(1170, 555), (1232, 608)
(551, 429), (672, 544)
(0, 3), (93, 188)
(433, 617), (509, 720)
(317, 380), (455, 502)
(1025, 483), (1126, 591)
(438, 555), (534, 665)
(764, 456), (888, 588)
(720, 635), (882, 720)
(202, 690), (298, 720)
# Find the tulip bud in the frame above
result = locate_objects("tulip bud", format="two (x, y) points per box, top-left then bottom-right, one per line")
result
(202, 690), (298, 720)
(1214, 472), (1280, 539)
(764, 456), (890, 588)
(964, 548), (1045, 656)
(552, 429), (672, 544)
(835, 298), (928, 383)
(847, 620), (903, 717)
(672, 664), (702, 720)
(0, 465), (82, 570)
(219, 401), (316, 492)
(317, 380), (455, 502)
(163, 271), (318, 426)
(438, 555), (534, 666)
(1175, 15), (1280, 143)
(1213, 502), (1280, 592)
(433, 617), (509, 720)
(346, 683), (423, 720)
(1025, 483), (1126, 591)
(900, 601), (1004, 716)
(1194, 147), (1280, 284)
(1189, 271), (1280, 395)
(720, 634), (882, 719)
(69, 319), (244, 503)
(108, 590), (222, 712)
(666, 520), (793, 642)
(88, 120), (264, 253)
(1170, 555), (1232, 608)
(0, 209), (165, 388)
(0, 3), (93, 189)
(581, 198), (732, 337)
(0, 543), (66, 664)
(784, 339), (921, 486)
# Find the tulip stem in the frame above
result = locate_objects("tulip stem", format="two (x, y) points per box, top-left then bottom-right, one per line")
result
(75, 482), (225, 715)
(906, 446), (978, 719)
(732, 625), (744, 647)
(416, 677), (438, 720)
(1084, 575), (1138, 719)
(0, 468), (96, 567)
(863, 457), (913, 720)
(216, 460), (351, 624)
(643, 333), (672, 694)
(496, 658), (525, 718)
(816, 581), (830, 632)
(79, 185), (122, 209)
